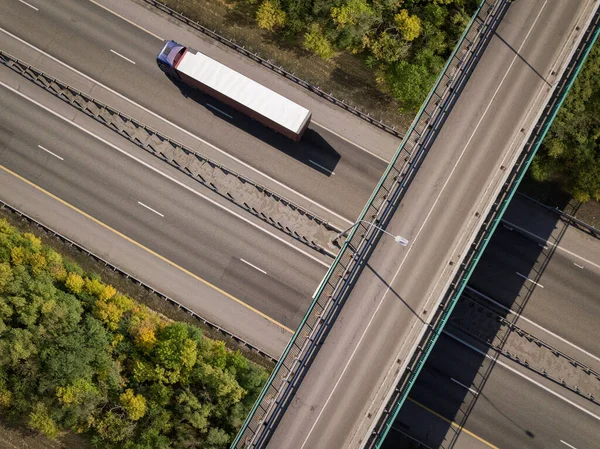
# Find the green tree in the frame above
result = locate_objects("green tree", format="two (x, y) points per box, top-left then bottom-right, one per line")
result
(395, 9), (422, 42)
(256, 0), (287, 31)
(303, 23), (335, 59)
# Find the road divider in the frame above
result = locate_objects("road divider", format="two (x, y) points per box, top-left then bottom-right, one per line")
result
(0, 50), (342, 257)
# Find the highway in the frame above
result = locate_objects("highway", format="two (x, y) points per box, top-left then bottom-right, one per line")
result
(0, 0), (397, 221)
(387, 334), (600, 449)
(265, 1), (599, 448)
(382, 196), (600, 448)
(0, 77), (326, 354)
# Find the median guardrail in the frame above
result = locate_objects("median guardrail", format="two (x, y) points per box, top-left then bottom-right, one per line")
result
(232, 1), (507, 447)
(366, 4), (600, 447)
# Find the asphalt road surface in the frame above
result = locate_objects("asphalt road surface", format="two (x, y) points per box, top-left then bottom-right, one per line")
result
(0, 0), (397, 221)
(265, 1), (599, 448)
(389, 334), (600, 449)
(0, 82), (326, 335)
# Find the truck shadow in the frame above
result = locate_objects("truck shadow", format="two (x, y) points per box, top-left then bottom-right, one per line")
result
(166, 75), (341, 177)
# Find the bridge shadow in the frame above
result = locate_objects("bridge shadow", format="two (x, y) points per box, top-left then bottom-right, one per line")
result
(381, 184), (579, 449)
(165, 75), (341, 177)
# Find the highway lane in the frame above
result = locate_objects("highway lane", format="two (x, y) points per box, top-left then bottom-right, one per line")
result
(390, 334), (600, 449)
(265, 1), (598, 447)
(0, 83), (326, 332)
(0, 0), (391, 220)
(468, 224), (600, 358)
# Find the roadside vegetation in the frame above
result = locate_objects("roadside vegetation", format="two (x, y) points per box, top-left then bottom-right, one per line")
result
(531, 43), (600, 203)
(0, 219), (268, 449)
(161, 0), (478, 127)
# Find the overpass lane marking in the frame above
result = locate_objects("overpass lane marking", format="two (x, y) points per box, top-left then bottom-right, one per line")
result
(37, 144), (63, 161)
(137, 201), (164, 217)
(17, 0), (38, 11)
(465, 286), (600, 365)
(87, 0), (164, 40)
(445, 331), (600, 423)
(560, 440), (578, 449)
(0, 82), (329, 268)
(407, 398), (500, 449)
(0, 162), (294, 334)
(309, 2), (552, 445)
(0, 27), (353, 226)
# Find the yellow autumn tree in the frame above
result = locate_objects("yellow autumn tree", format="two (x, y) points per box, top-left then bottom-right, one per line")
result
(256, 0), (287, 32)
(395, 9), (422, 42)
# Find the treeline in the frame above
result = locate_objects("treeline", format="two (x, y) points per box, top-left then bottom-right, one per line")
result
(251, 0), (478, 111)
(531, 43), (600, 202)
(0, 219), (267, 448)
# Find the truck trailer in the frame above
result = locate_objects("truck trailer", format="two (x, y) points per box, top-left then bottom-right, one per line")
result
(157, 40), (312, 142)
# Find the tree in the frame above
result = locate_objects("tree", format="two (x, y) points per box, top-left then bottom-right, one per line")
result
(256, 0), (287, 31)
(120, 389), (147, 421)
(303, 23), (335, 59)
(395, 9), (422, 42)
(28, 402), (60, 439)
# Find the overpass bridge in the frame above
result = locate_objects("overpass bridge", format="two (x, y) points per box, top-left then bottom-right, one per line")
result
(233, 0), (600, 448)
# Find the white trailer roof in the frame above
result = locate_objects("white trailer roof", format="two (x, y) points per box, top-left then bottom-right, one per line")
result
(177, 50), (310, 134)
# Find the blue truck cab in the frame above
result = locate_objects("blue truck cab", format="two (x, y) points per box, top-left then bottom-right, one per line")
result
(156, 40), (186, 77)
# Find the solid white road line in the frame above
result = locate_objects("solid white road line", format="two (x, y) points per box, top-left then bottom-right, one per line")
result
(309, 159), (335, 175)
(574, 263), (584, 269)
(445, 331), (600, 424)
(240, 258), (267, 275)
(465, 286), (600, 365)
(206, 103), (233, 119)
(110, 49), (136, 64)
(0, 27), (353, 226)
(450, 377), (479, 395)
(560, 440), (578, 449)
(1, 82), (330, 269)
(17, 0), (38, 11)
(38, 145), (63, 161)
(516, 271), (544, 288)
(137, 201), (164, 217)
(87, 0), (164, 40)
(502, 219), (600, 272)
(301, 3), (550, 446)
(538, 243), (548, 249)
(311, 121), (391, 163)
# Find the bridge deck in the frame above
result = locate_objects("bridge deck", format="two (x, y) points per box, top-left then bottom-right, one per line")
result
(265, 1), (598, 448)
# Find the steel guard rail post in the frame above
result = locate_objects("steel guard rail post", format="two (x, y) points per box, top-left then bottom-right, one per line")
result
(367, 5), (600, 448)
(231, 1), (503, 447)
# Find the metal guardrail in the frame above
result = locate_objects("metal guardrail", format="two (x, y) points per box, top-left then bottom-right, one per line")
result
(367, 3), (600, 447)
(516, 192), (600, 239)
(0, 50), (341, 256)
(232, 1), (505, 447)
(144, 0), (403, 138)
(0, 199), (278, 363)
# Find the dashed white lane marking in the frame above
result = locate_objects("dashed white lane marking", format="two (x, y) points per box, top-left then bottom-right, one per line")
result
(516, 271), (544, 288)
(110, 49), (136, 64)
(88, 0), (164, 40)
(137, 201), (164, 217)
(0, 26), (353, 226)
(1, 81), (329, 268)
(17, 0), (38, 11)
(309, 159), (335, 175)
(446, 331), (600, 424)
(38, 145), (63, 161)
(501, 219), (600, 272)
(574, 263), (584, 269)
(560, 440), (578, 449)
(240, 258), (267, 275)
(206, 103), (233, 119)
(450, 377), (479, 395)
